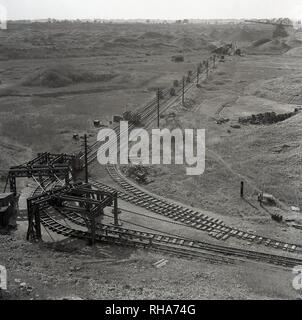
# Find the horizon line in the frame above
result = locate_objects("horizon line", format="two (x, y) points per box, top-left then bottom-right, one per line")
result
(5, 17), (300, 22)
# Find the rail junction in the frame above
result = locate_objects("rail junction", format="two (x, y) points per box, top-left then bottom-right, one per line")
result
(3, 49), (302, 270)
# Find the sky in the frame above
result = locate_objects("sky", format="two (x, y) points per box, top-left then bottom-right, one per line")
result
(1, 0), (302, 21)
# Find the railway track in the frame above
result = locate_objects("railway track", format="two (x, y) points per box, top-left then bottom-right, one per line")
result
(78, 53), (302, 255)
(31, 183), (235, 265)
(24, 54), (302, 270)
(91, 173), (301, 255)
(84, 61), (206, 164)
(27, 180), (302, 269)
(35, 187), (302, 269)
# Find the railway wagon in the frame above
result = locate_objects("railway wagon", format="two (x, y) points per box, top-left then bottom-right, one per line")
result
(71, 153), (84, 171)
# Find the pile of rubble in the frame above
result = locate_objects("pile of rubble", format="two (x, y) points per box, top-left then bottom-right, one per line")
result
(124, 165), (152, 185)
(239, 109), (299, 125)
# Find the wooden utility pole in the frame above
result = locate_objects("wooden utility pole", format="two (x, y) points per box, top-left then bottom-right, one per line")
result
(182, 76), (185, 105)
(84, 134), (88, 183)
(157, 88), (160, 128)
(113, 192), (119, 226)
(197, 67), (200, 84)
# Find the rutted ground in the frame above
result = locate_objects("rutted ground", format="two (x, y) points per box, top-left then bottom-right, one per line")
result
(0, 232), (299, 300)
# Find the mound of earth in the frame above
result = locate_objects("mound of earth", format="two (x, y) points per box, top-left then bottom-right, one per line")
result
(285, 38), (302, 48)
(138, 32), (174, 42)
(230, 28), (259, 42)
(101, 41), (129, 50)
(112, 36), (138, 44)
(173, 37), (203, 49)
(273, 25), (289, 38)
(210, 26), (272, 43)
(285, 46), (302, 57)
(252, 38), (271, 47)
(23, 65), (116, 88)
(260, 39), (290, 51)
(245, 75), (302, 104)
(248, 39), (291, 54)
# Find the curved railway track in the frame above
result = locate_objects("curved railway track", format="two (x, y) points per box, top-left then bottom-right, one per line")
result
(30, 182), (302, 269)
(79, 54), (301, 255)
(102, 166), (301, 254)
(31, 183), (235, 265)
(77, 54), (301, 256)
(57, 207), (302, 268)
(25, 54), (302, 270)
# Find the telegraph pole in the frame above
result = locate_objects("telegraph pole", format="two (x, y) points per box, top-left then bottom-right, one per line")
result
(213, 55), (216, 69)
(197, 67), (200, 84)
(182, 76), (185, 105)
(84, 134), (88, 183)
(157, 88), (160, 128)
(113, 192), (119, 226)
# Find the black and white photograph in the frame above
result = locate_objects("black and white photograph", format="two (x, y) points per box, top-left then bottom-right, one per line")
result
(0, 0), (302, 304)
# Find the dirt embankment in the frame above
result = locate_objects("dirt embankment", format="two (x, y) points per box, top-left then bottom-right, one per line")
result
(245, 74), (302, 105)
(23, 65), (117, 88)
(0, 232), (298, 300)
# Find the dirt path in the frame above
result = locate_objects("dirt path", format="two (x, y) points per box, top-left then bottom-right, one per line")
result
(206, 148), (261, 193)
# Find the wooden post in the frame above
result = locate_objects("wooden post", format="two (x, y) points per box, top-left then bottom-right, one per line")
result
(113, 192), (119, 226)
(240, 181), (244, 198)
(84, 134), (88, 184)
(182, 76), (185, 106)
(34, 205), (42, 241)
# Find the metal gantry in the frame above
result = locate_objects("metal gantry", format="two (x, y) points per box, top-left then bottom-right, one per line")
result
(27, 182), (119, 244)
(6, 152), (75, 195)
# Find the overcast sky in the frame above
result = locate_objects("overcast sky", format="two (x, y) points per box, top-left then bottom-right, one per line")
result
(1, 0), (302, 20)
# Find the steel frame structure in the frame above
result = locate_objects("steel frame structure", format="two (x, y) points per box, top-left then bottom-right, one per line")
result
(7, 153), (75, 195)
(26, 183), (119, 244)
